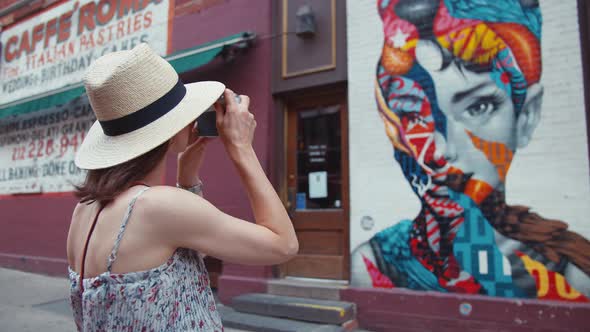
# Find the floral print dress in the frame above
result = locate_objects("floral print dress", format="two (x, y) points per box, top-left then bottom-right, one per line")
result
(68, 187), (223, 331)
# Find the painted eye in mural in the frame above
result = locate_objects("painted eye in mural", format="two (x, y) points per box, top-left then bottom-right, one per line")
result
(465, 101), (496, 117)
(463, 93), (506, 120)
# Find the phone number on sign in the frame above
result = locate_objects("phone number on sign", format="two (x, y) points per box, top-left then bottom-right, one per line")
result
(12, 132), (85, 161)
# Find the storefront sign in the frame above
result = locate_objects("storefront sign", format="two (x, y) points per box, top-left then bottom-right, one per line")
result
(0, 96), (95, 194)
(1, 0), (171, 106)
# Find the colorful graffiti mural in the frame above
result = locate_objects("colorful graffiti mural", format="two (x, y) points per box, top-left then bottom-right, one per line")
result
(351, 0), (590, 302)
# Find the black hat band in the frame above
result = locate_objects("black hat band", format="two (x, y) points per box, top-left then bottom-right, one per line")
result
(99, 78), (187, 137)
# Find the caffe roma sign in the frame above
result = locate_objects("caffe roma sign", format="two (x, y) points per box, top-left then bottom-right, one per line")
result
(0, 0), (172, 106)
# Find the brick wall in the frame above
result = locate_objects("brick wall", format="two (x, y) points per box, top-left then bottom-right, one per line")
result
(0, 0), (57, 27)
(0, 0), (272, 279)
(346, 0), (590, 328)
(0, 0), (19, 9)
(0, 0), (232, 61)
(0, 0), (226, 27)
(341, 286), (590, 331)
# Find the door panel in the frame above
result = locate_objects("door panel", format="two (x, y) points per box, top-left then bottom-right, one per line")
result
(297, 231), (344, 255)
(281, 92), (349, 280)
(285, 255), (344, 279)
(291, 210), (345, 230)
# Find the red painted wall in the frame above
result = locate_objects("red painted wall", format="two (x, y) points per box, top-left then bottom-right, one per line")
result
(0, 0), (274, 277)
(170, 0), (273, 223)
(170, 0), (275, 280)
(342, 287), (590, 332)
(0, 194), (76, 274)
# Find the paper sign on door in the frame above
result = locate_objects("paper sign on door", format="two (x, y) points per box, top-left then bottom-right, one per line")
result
(308, 171), (328, 199)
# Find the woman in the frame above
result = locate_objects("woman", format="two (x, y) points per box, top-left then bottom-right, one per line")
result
(66, 43), (298, 331)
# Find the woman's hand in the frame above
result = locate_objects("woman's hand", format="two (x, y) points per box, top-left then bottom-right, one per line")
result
(151, 89), (298, 266)
(215, 89), (256, 161)
(177, 124), (213, 187)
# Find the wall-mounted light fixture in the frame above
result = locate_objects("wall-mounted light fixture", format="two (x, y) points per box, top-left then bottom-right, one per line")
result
(220, 32), (256, 62)
(295, 4), (316, 38)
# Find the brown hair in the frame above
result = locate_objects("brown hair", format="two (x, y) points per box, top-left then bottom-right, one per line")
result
(482, 192), (590, 277)
(446, 173), (590, 276)
(75, 140), (170, 205)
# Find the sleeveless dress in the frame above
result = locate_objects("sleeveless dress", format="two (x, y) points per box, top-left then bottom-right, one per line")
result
(68, 187), (223, 331)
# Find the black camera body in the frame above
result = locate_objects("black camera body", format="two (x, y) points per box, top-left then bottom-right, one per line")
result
(196, 94), (241, 137)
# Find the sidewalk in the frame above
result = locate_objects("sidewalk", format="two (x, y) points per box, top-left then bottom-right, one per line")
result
(0, 267), (75, 331)
(0, 267), (247, 331)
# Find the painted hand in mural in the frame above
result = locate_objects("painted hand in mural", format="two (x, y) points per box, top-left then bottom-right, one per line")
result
(351, 0), (590, 302)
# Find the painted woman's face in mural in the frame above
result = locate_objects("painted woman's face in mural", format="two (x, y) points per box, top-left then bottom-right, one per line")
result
(433, 66), (515, 189)
(376, 0), (544, 202)
(416, 41), (542, 190)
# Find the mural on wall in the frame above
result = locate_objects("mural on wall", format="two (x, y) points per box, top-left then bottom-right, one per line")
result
(351, 0), (590, 302)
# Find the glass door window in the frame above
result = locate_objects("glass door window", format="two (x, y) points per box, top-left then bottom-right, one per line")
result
(295, 105), (342, 210)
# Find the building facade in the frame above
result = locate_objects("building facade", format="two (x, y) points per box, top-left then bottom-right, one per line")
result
(0, 0), (272, 289)
(344, 0), (590, 329)
(1, 0), (590, 331)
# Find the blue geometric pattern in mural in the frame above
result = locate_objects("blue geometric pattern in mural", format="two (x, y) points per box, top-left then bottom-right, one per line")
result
(450, 191), (527, 298)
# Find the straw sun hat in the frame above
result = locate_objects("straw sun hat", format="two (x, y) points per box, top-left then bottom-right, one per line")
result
(75, 43), (225, 170)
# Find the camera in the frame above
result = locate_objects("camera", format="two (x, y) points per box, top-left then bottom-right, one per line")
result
(196, 94), (242, 137)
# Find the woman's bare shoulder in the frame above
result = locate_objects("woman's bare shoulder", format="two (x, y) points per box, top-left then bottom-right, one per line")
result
(136, 185), (217, 245)
(67, 201), (94, 266)
(69, 201), (91, 231)
(142, 185), (194, 202)
(138, 185), (208, 218)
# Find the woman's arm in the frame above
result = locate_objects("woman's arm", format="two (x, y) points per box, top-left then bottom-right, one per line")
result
(146, 171), (297, 265)
(149, 89), (298, 265)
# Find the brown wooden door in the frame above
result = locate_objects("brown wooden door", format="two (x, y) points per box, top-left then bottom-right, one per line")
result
(281, 92), (349, 280)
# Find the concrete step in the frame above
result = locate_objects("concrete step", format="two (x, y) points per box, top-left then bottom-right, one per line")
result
(219, 305), (347, 332)
(267, 278), (347, 301)
(232, 293), (356, 325)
